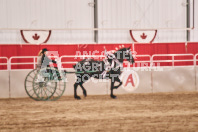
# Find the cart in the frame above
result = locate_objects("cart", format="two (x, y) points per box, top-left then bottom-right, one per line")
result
(24, 66), (96, 101)
(24, 67), (66, 101)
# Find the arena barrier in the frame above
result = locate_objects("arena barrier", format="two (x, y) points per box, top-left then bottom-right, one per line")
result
(0, 57), (9, 98)
(10, 70), (32, 98)
(195, 54), (198, 91)
(0, 54), (198, 98)
(151, 54), (196, 92)
(110, 55), (152, 94)
(9, 56), (37, 98)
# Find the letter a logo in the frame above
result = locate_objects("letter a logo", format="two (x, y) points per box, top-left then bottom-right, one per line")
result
(124, 74), (135, 87)
(120, 70), (139, 92)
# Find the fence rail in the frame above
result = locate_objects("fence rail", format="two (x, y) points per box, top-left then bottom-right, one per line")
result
(0, 57), (9, 70)
(1, 54), (198, 70)
(195, 53), (198, 65)
(151, 54), (194, 67)
(9, 56), (59, 70)
(9, 56), (38, 70)
(0, 27), (194, 31)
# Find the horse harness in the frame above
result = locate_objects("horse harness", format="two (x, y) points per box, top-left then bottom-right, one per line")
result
(101, 56), (121, 78)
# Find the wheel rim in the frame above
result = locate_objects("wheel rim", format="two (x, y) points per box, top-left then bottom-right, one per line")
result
(33, 67), (66, 101)
(24, 69), (40, 101)
(33, 68), (57, 101)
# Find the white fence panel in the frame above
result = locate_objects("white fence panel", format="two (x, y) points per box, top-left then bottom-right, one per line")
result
(0, 71), (9, 98)
(135, 70), (152, 93)
(0, 57), (9, 98)
(10, 70), (31, 98)
(195, 54), (198, 91)
(196, 66), (198, 92)
(152, 66), (196, 92)
(152, 54), (196, 92)
(113, 69), (152, 95)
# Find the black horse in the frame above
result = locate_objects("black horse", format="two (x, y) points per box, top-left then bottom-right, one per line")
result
(73, 47), (135, 99)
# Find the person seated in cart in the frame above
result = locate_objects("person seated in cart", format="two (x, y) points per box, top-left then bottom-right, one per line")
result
(37, 48), (56, 68)
(37, 48), (61, 80)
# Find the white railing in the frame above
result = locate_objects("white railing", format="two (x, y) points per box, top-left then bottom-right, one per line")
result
(9, 56), (59, 70)
(134, 55), (151, 63)
(9, 56), (38, 70)
(194, 53), (198, 66)
(0, 27), (193, 31)
(60, 54), (152, 68)
(124, 55), (151, 68)
(151, 54), (194, 67)
(0, 57), (9, 70)
(1, 54), (198, 70)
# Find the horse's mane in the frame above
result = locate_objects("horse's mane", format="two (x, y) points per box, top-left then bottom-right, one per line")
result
(114, 47), (127, 54)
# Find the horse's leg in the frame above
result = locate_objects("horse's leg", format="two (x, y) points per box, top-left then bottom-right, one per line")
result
(110, 79), (117, 99)
(113, 77), (122, 89)
(79, 73), (91, 97)
(79, 82), (87, 97)
(74, 73), (90, 99)
(74, 82), (81, 100)
(74, 75), (82, 100)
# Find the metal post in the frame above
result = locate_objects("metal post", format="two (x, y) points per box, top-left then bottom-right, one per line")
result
(33, 57), (36, 69)
(172, 56), (174, 67)
(186, 0), (190, 41)
(8, 58), (11, 98)
(94, 0), (98, 43)
(194, 56), (196, 91)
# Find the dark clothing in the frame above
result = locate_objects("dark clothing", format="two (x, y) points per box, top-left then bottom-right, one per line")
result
(41, 54), (56, 68)
(40, 54), (61, 80)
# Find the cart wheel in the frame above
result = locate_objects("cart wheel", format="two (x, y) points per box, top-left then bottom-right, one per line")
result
(24, 69), (40, 101)
(47, 73), (66, 101)
(33, 67), (66, 101)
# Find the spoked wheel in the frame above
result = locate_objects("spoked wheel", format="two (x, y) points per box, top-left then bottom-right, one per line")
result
(33, 67), (66, 101)
(24, 69), (40, 101)
(48, 78), (66, 101)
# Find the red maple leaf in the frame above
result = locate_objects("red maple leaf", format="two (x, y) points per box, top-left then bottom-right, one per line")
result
(140, 33), (147, 39)
(32, 33), (40, 40)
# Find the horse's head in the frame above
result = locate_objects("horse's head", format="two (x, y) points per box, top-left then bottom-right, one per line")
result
(114, 46), (135, 64)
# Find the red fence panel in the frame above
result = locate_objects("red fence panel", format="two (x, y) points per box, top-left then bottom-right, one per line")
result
(187, 42), (198, 54)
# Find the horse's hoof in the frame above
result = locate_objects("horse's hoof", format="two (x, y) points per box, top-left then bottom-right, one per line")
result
(74, 96), (81, 100)
(111, 95), (117, 99)
(83, 91), (87, 97)
(114, 86), (119, 89)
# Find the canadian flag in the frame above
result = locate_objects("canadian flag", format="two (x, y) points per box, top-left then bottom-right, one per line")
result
(129, 30), (157, 43)
(21, 30), (51, 44)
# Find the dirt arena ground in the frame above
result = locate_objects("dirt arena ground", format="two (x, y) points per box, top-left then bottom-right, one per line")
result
(0, 92), (198, 132)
